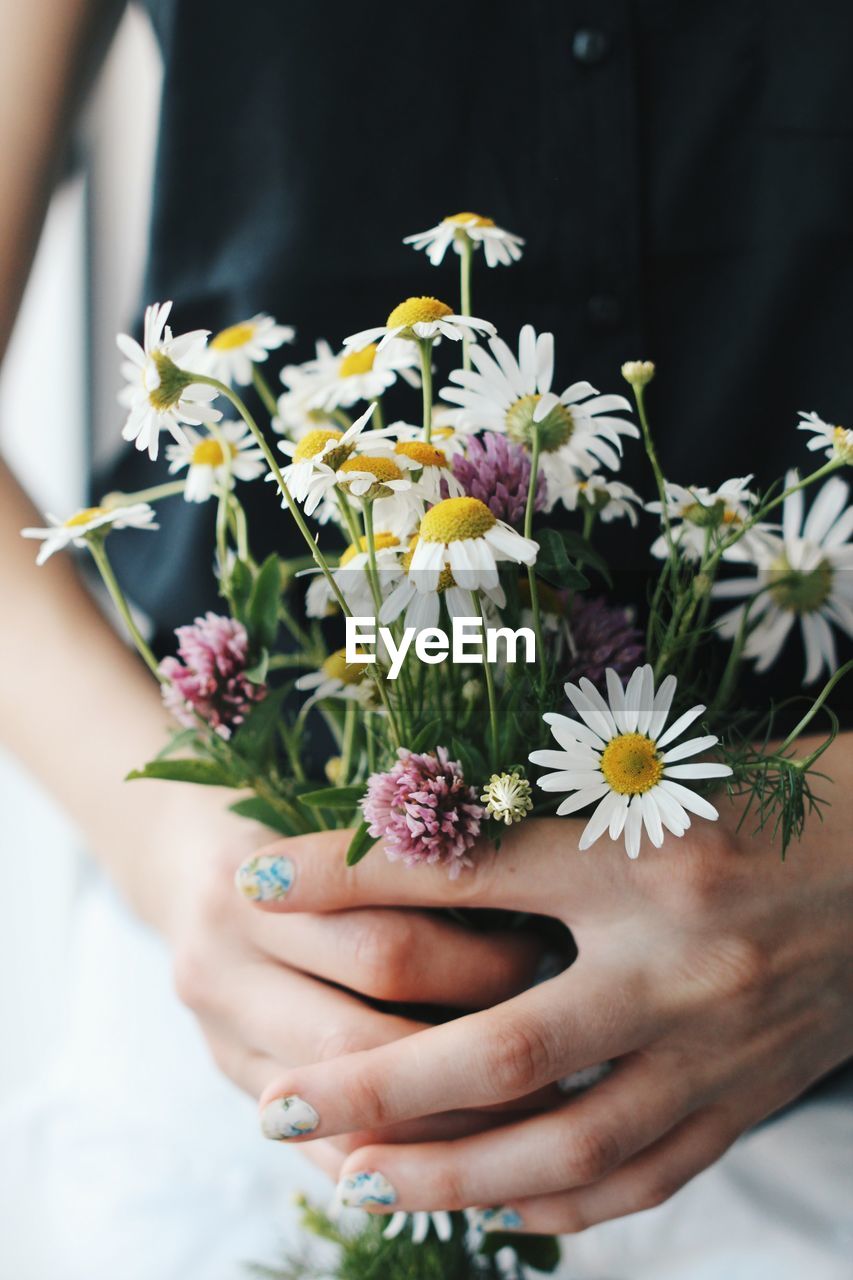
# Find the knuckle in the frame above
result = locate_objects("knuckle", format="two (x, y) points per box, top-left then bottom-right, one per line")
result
(632, 1173), (681, 1213)
(690, 933), (769, 1004)
(559, 1122), (622, 1185)
(484, 1016), (554, 1098)
(350, 917), (414, 999)
(315, 1024), (373, 1062)
(427, 1163), (467, 1211)
(660, 841), (740, 916)
(558, 1208), (591, 1235)
(172, 938), (210, 1011)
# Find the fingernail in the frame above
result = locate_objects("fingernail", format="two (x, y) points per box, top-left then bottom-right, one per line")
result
(260, 1095), (319, 1140)
(338, 1170), (398, 1208)
(470, 1206), (524, 1234)
(235, 854), (295, 901)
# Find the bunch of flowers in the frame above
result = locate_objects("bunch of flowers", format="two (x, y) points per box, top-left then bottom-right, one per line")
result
(21, 213), (852, 1279)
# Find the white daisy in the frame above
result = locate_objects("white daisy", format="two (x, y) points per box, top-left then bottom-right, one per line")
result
(403, 212), (525, 268)
(295, 648), (375, 708)
(564, 474), (642, 525)
(441, 325), (638, 497)
(383, 1211), (453, 1244)
(344, 296), (495, 352)
(301, 338), (419, 411)
(117, 301), (221, 461)
(529, 665), (732, 859)
(275, 344), (341, 437)
(797, 410), (853, 465)
(304, 532), (404, 619)
(205, 313), (294, 386)
(713, 473), (853, 685)
(647, 476), (776, 562)
(407, 495), (538, 594)
(380, 534), (506, 632)
(166, 420), (266, 503)
(392, 437), (465, 504)
(21, 502), (157, 565)
(393, 410), (477, 457)
(271, 403), (383, 515)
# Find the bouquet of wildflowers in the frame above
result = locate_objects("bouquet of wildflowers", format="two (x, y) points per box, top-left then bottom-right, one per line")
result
(22, 210), (853, 1278)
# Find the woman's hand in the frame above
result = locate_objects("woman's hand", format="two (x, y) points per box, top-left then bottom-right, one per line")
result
(158, 789), (542, 1169)
(251, 734), (853, 1232)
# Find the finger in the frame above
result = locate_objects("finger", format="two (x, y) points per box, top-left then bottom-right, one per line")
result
(250, 908), (543, 1008)
(204, 1031), (277, 1098)
(503, 1106), (742, 1235)
(330, 1052), (694, 1211)
(235, 819), (620, 921)
(257, 961), (658, 1141)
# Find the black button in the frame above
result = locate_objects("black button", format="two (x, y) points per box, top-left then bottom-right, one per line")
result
(587, 293), (624, 328)
(572, 28), (610, 65)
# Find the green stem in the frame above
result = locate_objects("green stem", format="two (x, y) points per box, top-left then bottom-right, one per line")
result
(524, 423), (546, 693)
(633, 383), (675, 559)
(361, 500), (384, 619)
(459, 237), (473, 373)
(581, 504), (595, 542)
(711, 457), (844, 570)
(252, 365), (280, 419)
(476, 591), (500, 769)
(419, 340), (434, 442)
(341, 699), (357, 783)
(228, 494), (250, 562)
(778, 659), (853, 755)
(370, 396), (385, 432)
(105, 480), (186, 507)
(88, 539), (163, 681)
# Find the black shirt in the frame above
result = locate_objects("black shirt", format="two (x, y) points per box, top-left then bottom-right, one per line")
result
(101, 0), (853, 711)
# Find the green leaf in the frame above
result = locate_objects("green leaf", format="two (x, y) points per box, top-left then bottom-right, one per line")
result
(346, 820), (378, 867)
(230, 558), (254, 624)
(480, 1233), (561, 1273)
(534, 528), (590, 592)
(248, 553), (283, 651)
(126, 758), (237, 786)
(243, 647), (270, 685)
(154, 728), (198, 760)
(557, 527), (613, 586)
(229, 795), (296, 836)
(409, 717), (444, 754)
(231, 685), (288, 765)
(300, 785), (366, 809)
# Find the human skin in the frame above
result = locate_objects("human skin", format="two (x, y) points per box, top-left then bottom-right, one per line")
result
(252, 730), (853, 1232)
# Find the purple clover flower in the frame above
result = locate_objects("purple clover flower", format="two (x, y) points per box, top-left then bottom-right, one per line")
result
(448, 432), (547, 524)
(160, 612), (266, 739)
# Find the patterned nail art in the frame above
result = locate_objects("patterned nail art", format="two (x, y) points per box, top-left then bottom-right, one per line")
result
(338, 1170), (398, 1208)
(467, 1206), (524, 1236)
(235, 854), (295, 901)
(260, 1095), (319, 1140)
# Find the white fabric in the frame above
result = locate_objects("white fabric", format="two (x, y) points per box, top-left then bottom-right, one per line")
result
(0, 875), (851, 1280)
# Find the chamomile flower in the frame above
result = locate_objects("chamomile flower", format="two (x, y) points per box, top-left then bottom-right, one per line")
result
(713, 473), (853, 685)
(117, 301), (221, 461)
(529, 665), (731, 859)
(21, 502), (157, 565)
(275, 344), (340, 437)
(302, 339), (419, 411)
(407, 495), (537, 593)
(648, 477), (775, 562)
(206, 314), (294, 386)
(344, 296), (495, 352)
(272, 403), (382, 515)
(564, 474), (642, 525)
(380, 534), (505, 631)
(295, 649), (373, 708)
(403, 212), (525, 268)
(481, 771), (534, 825)
(383, 1212), (453, 1244)
(441, 325), (638, 497)
(798, 410), (853, 465)
(304, 532), (403, 619)
(166, 420), (266, 503)
(393, 438), (465, 504)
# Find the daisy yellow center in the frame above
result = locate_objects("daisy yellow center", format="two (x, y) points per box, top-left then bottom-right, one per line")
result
(768, 553), (833, 614)
(65, 506), (106, 528)
(833, 425), (853, 459)
(445, 212), (496, 228)
(338, 455), (404, 483)
(339, 531), (400, 565)
(395, 441), (449, 469)
(386, 297), (453, 330)
(211, 321), (256, 351)
(293, 428), (353, 471)
(322, 649), (368, 685)
(600, 733), (664, 796)
(339, 345), (378, 378)
(420, 495), (496, 543)
(505, 394), (574, 453)
(191, 437), (235, 467)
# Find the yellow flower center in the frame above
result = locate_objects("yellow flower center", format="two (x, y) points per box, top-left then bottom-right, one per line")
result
(768, 553), (834, 614)
(191, 437), (235, 467)
(445, 212), (496, 228)
(64, 506), (106, 528)
(339, 531), (400, 565)
(338, 345), (378, 378)
(420, 496), (496, 543)
(293, 428), (353, 471)
(505, 394), (575, 452)
(599, 733), (664, 795)
(394, 440), (449, 469)
(210, 321), (256, 351)
(338, 454), (405, 500)
(833, 425), (853, 459)
(322, 648), (368, 685)
(403, 534), (455, 591)
(386, 296), (453, 331)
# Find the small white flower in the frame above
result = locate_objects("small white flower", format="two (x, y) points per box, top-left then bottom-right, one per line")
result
(408, 495), (538, 594)
(713, 473), (853, 685)
(21, 502), (157, 565)
(271, 403), (383, 515)
(302, 338), (420, 411)
(797, 410), (853, 465)
(390, 434), (465, 505)
(117, 301), (221, 461)
(206, 314), (294, 386)
(441, 324), (638, 496)
(403, 211), (525, 268)
(380, 533), (506, 632)
(481, 771), (534, 825)
(296, 648), (375, 708)
(564, 474), (642, 525)
(383, 1211), (453, 1244)
(648, 476), (775, 562)
(345, 296), (495, 352)
(529, 664), (732, 859)
(303, 532), (404, 619)
(166, 420), (266, 503)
